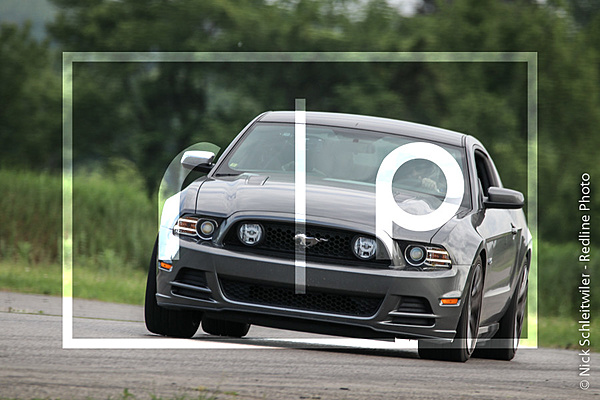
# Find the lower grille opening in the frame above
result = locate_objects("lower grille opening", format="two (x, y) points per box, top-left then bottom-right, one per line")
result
(175, 268), (208, 287)
(387, 296), (435, 326)
(388, 316), (435, 326)
(172, 287), (213, 301)
(396, 296), (433, 314)
(219, 276), (383, 317)
(171, 268), (213, 301)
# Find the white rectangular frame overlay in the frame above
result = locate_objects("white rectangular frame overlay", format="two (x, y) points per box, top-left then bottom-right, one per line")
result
(63, 52), (538, 349)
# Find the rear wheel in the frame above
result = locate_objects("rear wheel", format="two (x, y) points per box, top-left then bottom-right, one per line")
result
(475, 258), (529, 360)
(201, 316), (250, 338)
(144, 240), (202, 338)
(418, 256), (484, 362)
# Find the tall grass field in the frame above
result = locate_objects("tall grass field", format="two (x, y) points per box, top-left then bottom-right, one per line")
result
(0, 167), (156, 303)
(0, 168), (597, 349)
(0, 167), (156, 269)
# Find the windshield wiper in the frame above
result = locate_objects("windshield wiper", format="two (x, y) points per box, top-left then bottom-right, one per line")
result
(213, 172), (243, 177)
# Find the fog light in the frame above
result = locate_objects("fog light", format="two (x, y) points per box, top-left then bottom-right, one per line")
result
(352, 236), (377, 260)
(405, 245), (426, 266)
(238, 223), (263, 246)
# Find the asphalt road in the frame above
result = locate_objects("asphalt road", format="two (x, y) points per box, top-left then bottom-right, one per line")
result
(0, 292), (596, 400)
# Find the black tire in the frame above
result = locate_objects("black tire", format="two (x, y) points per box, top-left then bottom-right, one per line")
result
(144, 240), (202, 338)
(418, 256), (484, 362)
(201, 316), (250, 338)
(474, 258), (529, 361)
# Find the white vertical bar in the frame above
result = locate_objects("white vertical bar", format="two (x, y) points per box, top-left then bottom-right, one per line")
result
(295, 99), (306, 294)
(523, 53), (538, 348)
(62, 53), (74, 347)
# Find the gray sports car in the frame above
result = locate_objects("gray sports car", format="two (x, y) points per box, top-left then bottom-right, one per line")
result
(145, 111), (531, 362)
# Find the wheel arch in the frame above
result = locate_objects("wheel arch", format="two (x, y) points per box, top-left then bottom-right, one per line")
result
(510, 247), (531, 302)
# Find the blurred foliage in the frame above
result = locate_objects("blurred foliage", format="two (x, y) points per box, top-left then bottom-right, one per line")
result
(0, 167), (155, 270)
(0, 169), (61, 263)
(0, 22), (61, 171)
(72, 161), (156, 270)
(1, 0), (600, 250)
(538, 241), (599, 317)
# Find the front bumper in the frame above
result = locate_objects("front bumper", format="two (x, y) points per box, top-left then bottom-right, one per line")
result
(156, 239), (471, 341)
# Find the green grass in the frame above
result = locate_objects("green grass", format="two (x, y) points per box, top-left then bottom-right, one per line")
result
(0, 260), (146, 305)
(0, 167), (157, 270)
(538, 241), (600, 317)
(72, 164), (156, 271)
(538, 316), (598, 352)
(72, 262), (147, 305)
(0, 261), (62, 296)
(0, 169), (62, 263)
(0, 167), (153, 305)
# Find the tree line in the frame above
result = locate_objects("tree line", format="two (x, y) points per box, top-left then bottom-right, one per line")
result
(1, 0), (599, 245)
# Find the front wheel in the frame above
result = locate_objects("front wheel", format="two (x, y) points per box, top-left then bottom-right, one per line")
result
(474, 258), (529, 360)
(418, 256), (484, 362)
(144, 240), (202, 338)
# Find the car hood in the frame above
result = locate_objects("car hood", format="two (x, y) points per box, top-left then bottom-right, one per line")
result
(195, 174), (449, 242)
(197, 174), (374, 225)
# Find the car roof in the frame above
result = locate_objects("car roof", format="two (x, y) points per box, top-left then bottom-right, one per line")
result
(258, 111), (466, 147)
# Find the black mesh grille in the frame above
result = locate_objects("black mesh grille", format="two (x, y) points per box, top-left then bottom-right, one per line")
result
(262, 223), (353, 258)
(224, 221), (389, 266)
(220, 277), (383, 317)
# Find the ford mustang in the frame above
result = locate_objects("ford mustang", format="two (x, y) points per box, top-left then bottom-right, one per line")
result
(144, 111), (531, 362)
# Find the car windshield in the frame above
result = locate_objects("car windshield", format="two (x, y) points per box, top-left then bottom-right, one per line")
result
(216, 122), (470, 214)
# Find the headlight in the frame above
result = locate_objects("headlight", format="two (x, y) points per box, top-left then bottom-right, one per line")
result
(238, 223), (263, 246)
(352, 236), (377, 260)
(425, 246), (452, 268)
(174, 216), (199, 236)
(403, 244), (452, 268)
(405, 245), (426, 266)
(197, 219), (218, 239)
(173, 216), (218, 240)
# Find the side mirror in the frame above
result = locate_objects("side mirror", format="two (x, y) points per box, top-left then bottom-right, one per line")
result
(484, 187), (524, 209)
(181, 151), (215, 173)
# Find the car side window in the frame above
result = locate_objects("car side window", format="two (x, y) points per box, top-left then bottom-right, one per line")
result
(474, 150), (496, 197)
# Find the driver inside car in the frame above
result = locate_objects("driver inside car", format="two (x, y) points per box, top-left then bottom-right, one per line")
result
(396, 159), (442, 193)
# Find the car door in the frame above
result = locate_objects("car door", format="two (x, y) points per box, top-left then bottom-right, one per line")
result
(472, 148), (520, 325)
